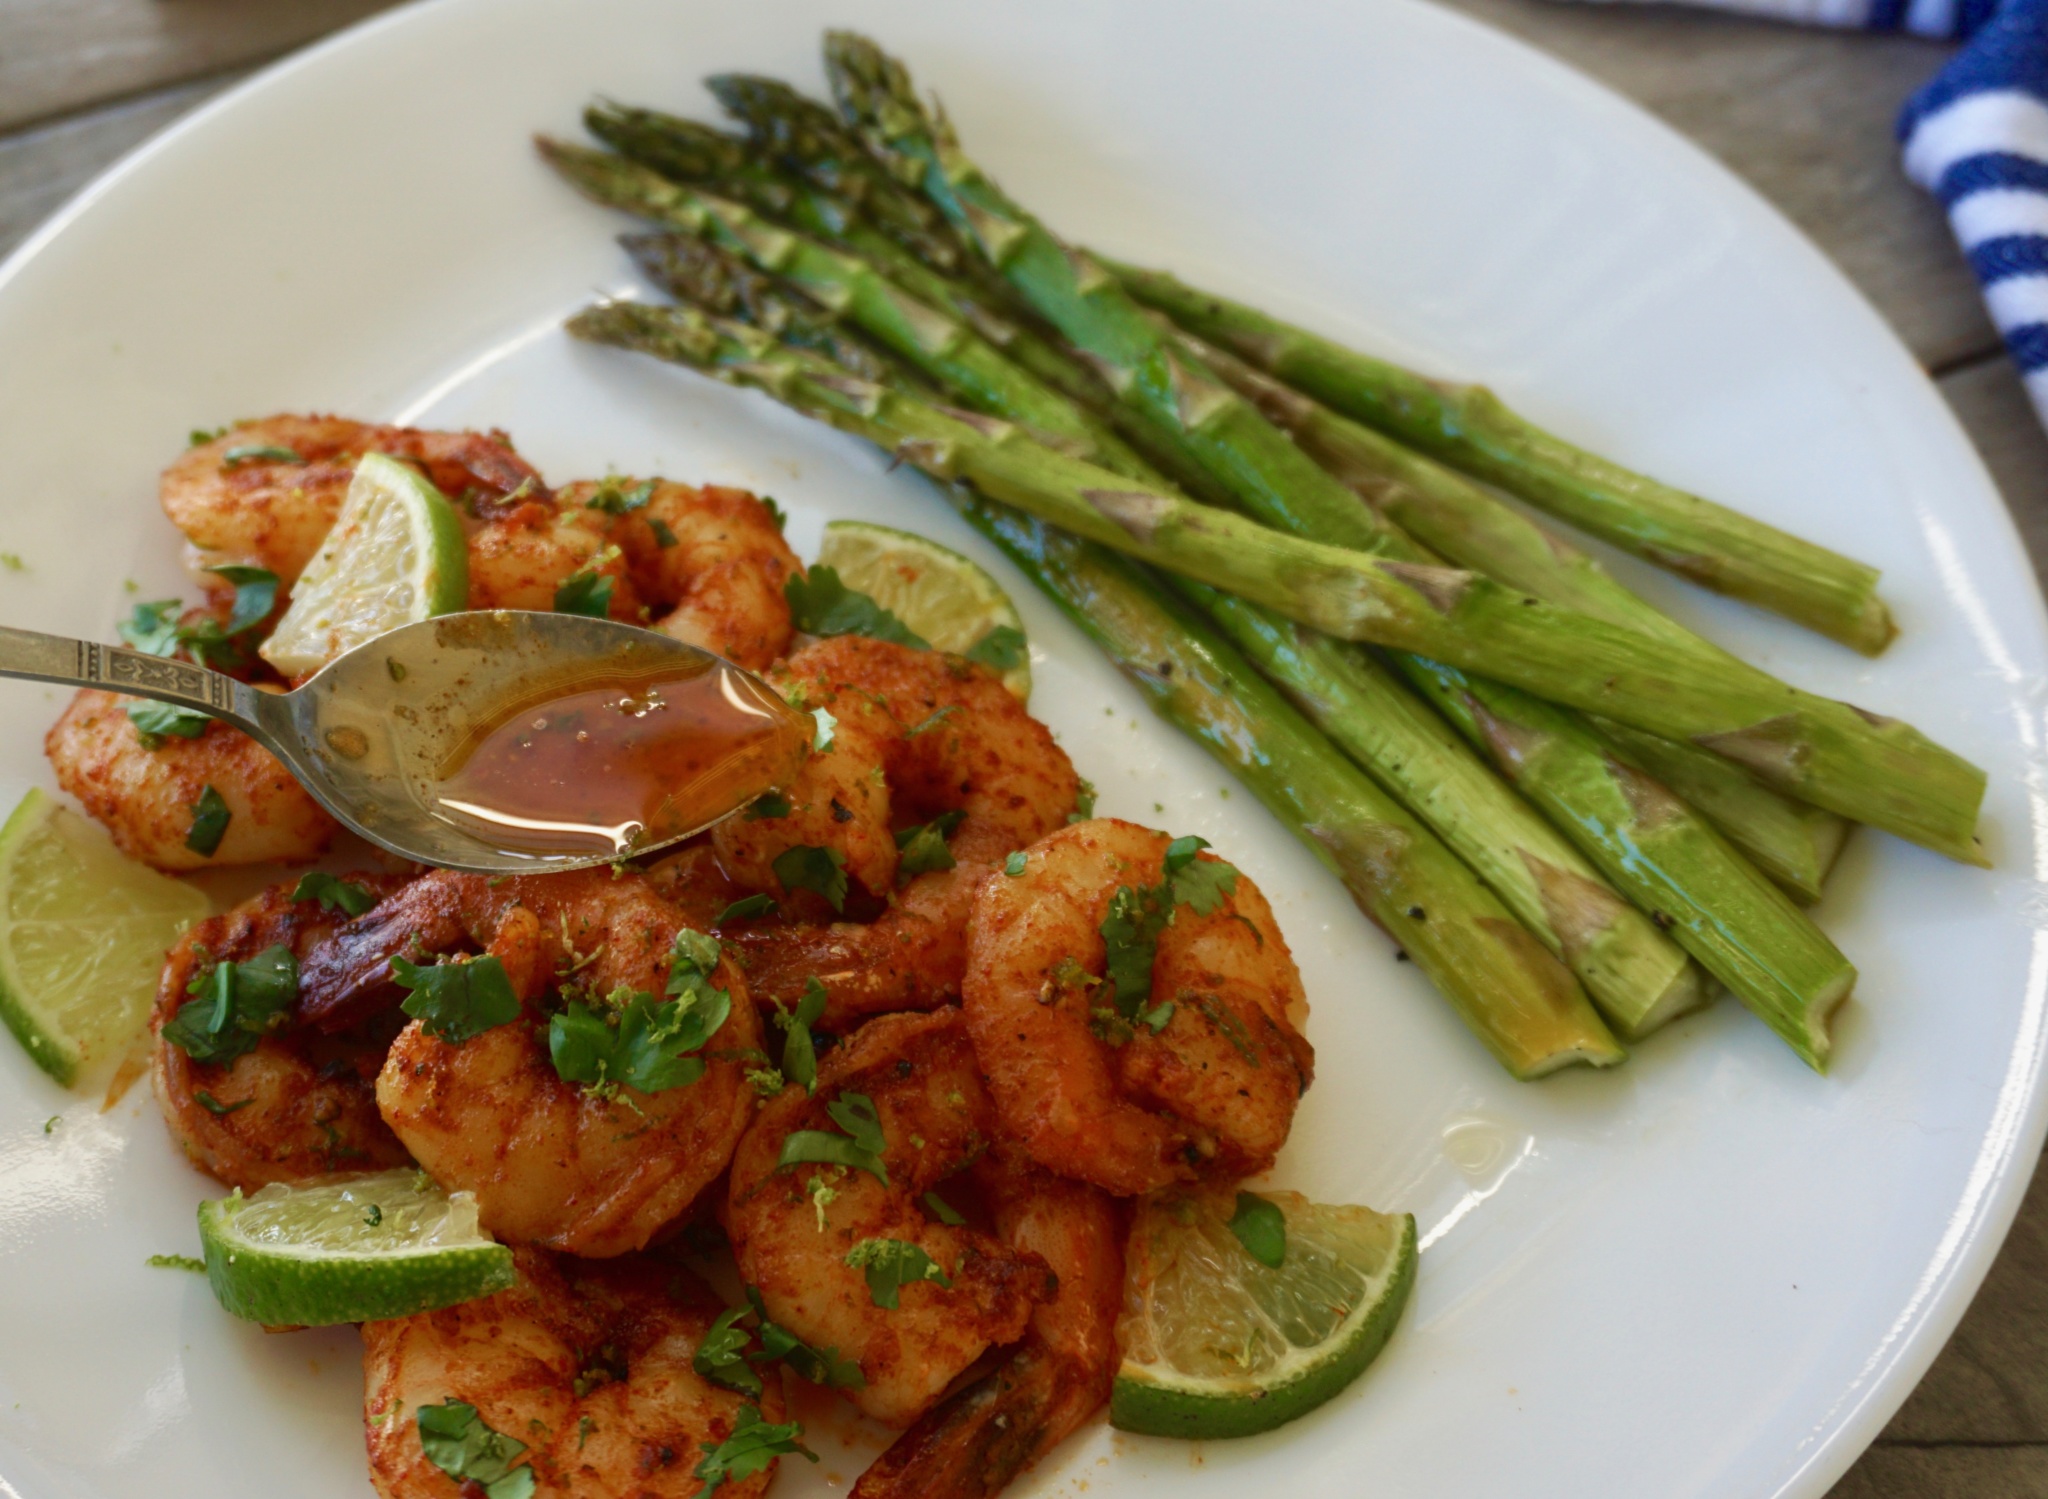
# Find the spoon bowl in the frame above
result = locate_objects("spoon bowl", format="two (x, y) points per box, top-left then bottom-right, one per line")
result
(0, 612), (809, 873)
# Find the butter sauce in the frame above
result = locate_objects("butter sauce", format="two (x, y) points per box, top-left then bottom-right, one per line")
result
(430, 659), (807, 858)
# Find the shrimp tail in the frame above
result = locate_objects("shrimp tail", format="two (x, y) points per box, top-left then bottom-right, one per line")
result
(851, 1342), (1108, 1499)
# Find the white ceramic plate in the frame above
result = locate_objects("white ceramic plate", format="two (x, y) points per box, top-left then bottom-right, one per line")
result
(1, 1), (2043, 1495)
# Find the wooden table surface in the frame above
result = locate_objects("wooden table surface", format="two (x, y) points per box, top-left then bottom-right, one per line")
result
(2, 1), (2044, 1494)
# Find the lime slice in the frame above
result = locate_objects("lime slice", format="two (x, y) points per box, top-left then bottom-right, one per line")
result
(1111, 1188), (1417, 1439)
(198, 1170), (516, 1326)
(816, 520), (1030, 699)
(260, 451), (469, 677)
(0, 789), (208, 1087)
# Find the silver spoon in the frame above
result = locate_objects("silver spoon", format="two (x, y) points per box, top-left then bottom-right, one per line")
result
(0, 610), (808, 873)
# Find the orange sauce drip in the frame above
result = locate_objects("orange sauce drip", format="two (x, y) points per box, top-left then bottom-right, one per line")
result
(431, 662), (806, 857)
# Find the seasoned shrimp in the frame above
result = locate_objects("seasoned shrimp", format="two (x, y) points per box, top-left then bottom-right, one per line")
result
(466, 493), (641, 618)
(853, 1146), (1123, 1499)
(164, 415), (543, 583)
(364, 1250), (786, 1499)
(725, 1009), (1055, 1427)
(46, 689), (337, 870)
(574, 479), (801, 670)
(964, 819), (1314, 1196)
(152, 875), (415, 1191)
(298, 869), (764, 1258)
(715, 636), (1078, 1025)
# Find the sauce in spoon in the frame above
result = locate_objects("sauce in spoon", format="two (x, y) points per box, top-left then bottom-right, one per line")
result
(430, 658), (808, 858)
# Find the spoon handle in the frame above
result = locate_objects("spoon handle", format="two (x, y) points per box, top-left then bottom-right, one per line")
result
(0, 625), (267, 737)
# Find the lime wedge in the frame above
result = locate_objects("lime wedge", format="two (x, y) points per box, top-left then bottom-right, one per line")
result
(0, 789), (208, 1087)
(260, 451), (469, 678)
(816, 520), (1030, 699)
(1111, 1188), (1417, 1439)
(198, 1170), (515, 1326)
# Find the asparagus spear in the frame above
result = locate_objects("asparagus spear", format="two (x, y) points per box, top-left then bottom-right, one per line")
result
(1176, 580), (1703, 1037)
(567, 299), (1986, 862)
(821, 33), (1981, 861)
(954, 492), (1626, 1077)
(649, 235), (1706, 1033)
(1109, 262), (1896, 656)
(1405, 658), (1856, 1071)
(1182, 323), (1853, 901)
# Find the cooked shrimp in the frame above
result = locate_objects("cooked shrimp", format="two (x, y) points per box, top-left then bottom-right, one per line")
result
(164, 415), (543, 583)
(963, 819), (1314, 1196)
(152, 875), (415, 1191)
(574, 479), (801, 670)
(364, 1250), (786, 1499)
(853, 1146), (1123, 1499)
(298, 868), (764, 1258)
(725, 1009), (1055, 1427)
(715, 636), (1078, 1025)
(46, 689), (337, 870)
(466, 494), (641, 618)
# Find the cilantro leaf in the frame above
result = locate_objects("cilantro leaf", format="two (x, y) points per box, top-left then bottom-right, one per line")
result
(554, 567), (615, 618)
(549, 934), (730, 1095)
(745, 1287), (865, 1388)
(1003, 850), (1027, 877)
(1096, 836), (1239, 1025)
(844, 1238), (952, 1309)
(691, 1403), (816, 1497)
(1228, 1190), (1288, 1269)
(716, 893), (777, 924)
(160, 945), (297, 1065)
(771, 845), (847, 912)
(783, 566), (927, 648)
(206, 563), (279, 634)
(193, 1089), (252, 1115)
(894, 810), (964, 879)
(1069, 777), (1097, 823)
(693, 1304), (764, 1397)
(188, 427), (227, 447)
(648, 516), (679, 548)
(777, 1090), (888, 1183)
(290, 871), (378, 917)
(963, 624), (1026, 672)
(583, 478), (655, 515)
(127, 699), (210, 749)
(184, 784), (232, 856)
(118, 599), (183, 656)
(220, 444), (304, 468)
(391, 954), (521, 1043)
(922, 1191), (965, 1226)
(1171, 858), (1237, 916)
(744, 792), (791, 821)
(774, 977), (829, 1094)
(416, 1400), (536, 1499)
(762, 496), (787, 531)
(904, 706), (956, 739)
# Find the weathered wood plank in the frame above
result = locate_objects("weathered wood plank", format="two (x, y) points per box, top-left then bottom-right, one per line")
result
(1827, 1443), (2048, 1498)
(1435, 0), (1994, 370)
(0, 0), (398, 134)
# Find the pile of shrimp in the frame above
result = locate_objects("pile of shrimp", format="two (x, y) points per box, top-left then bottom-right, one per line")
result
(71, 418), (1316, 1499)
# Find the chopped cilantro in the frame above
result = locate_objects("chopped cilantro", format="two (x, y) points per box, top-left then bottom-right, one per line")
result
(193, 1089), (252, 1116)
(415, 1400), (536, 1499)
(220, 444), (303, 468)
(922, 1191), (965, 1226)
(160, 945), (297, 1065)
(188, 426), (227, 446)
(42, 1115), (58, 1134)
(548, 930), (730, 1095)
(762, 496), (788, 531)
(583, 477), (655, 515)
(745, 1287), (864, 1387)
(810, 706), (837, 752)
(1069, 777), (1097, 823)
(773, 977), (829, 1094)
(844, 1238), (951, 1309)
(784, 566), (927, 647)
(693, 1304), (763, 1397)
(963, 624), (1026, 672)
(904, 705), (956, 738)
(118, 599), (183, 656)
(554, 546), (622, 618)
(648, 516), (679, 548)
(0, 553), (23, 572)
(147, 1254), (206, 1273)
(744, 791), (792, 821)
(126, 699), (210, 749)
(1003, 850), (1027, 877)
(894, 810), (964, 878)
(391, 954), (521, 1043)
(771, 845), (847, 912)
(691, 1403), (816, 1497)
(290, 871), (378, 917)
(206, 563), (279, 633)
(1228, 1190), (1288, 1269)
(776, 1090), (888, 1183)
(715, 893), (777, 924)
(1097, 835), (1237, 1028)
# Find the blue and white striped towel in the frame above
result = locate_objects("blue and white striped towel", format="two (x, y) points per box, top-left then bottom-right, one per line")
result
(1566, 0), (2048, 428)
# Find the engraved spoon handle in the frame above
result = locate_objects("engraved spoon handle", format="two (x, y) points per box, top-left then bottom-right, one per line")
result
(0, 625), (271, 740)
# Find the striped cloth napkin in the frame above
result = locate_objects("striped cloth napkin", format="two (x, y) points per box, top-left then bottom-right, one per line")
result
(1565, 0), (2048, 428)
